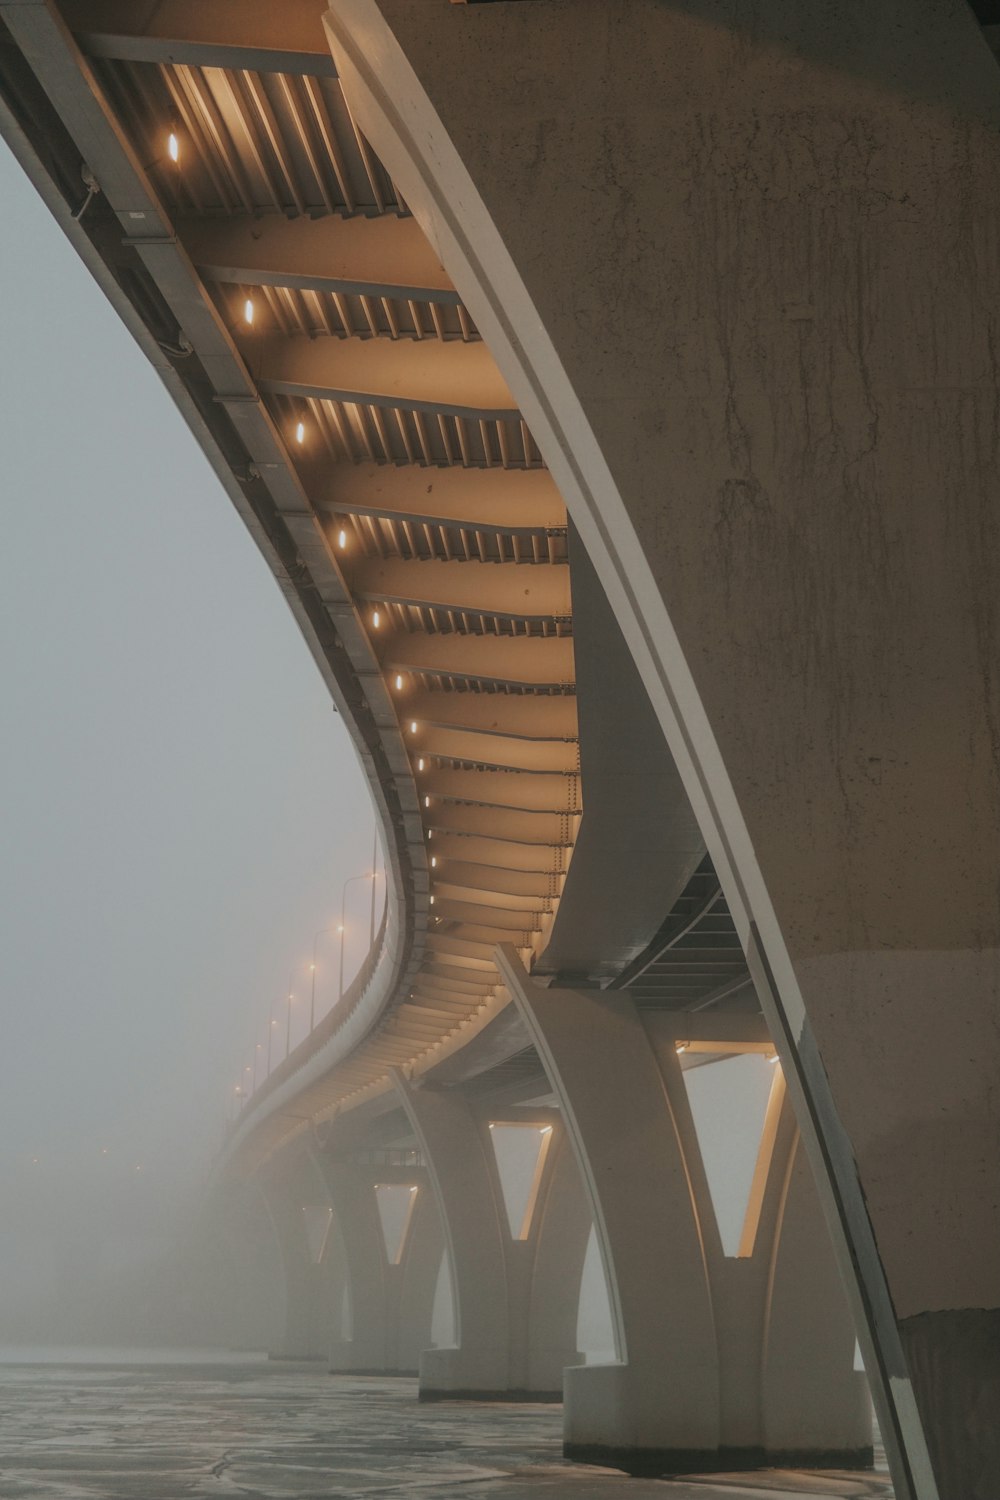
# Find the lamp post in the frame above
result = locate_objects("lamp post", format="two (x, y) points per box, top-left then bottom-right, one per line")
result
(339, 869), (376, 1001)
(266, 1016), (278, 1076)
(369, 831), (379, 949)
(309, 924), (337, 1031)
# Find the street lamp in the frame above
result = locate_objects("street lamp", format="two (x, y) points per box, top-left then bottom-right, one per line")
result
(369, 831), (380, 948)
(339, 869), (375, 1001)
(309, 926), (338, 1031)
(266, 1016), (278, 1076)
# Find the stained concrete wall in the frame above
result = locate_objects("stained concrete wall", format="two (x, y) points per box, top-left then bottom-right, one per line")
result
(326, 4), (1000, 1495)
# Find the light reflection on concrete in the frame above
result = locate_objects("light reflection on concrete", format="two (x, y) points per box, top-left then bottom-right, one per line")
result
(0, 1356), (894, 1498)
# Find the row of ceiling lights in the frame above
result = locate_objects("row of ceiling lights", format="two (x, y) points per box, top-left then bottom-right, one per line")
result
(162, 121), (499, 1097)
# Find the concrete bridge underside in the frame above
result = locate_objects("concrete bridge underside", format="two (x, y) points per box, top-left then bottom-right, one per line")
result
(2, 4), (999, 1498)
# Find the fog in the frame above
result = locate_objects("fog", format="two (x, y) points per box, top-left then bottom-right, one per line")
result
(0, 136), (372, 1349)
(0, 137), (775, 1361)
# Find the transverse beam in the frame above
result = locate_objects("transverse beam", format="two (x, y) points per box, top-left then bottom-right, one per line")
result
(245, 333), (516, 418)
(63, 0), (337, 76)
(180, 214), (458, 303)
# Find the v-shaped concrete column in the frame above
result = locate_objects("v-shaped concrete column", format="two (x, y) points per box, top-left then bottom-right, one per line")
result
(309, 1151), (442, 1375)
(497, 955), (721, 1468)
(393, 1070), (589, 1399)
(259, 1159), (339, 1362)
(325, 6), (1000, 1494)
(499, 946), (870, 1474)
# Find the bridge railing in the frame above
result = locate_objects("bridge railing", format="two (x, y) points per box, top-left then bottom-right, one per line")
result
(244, 902), (390, 1115)
(218, 891), (412, 1170)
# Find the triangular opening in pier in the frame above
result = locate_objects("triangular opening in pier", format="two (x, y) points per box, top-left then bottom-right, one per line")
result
(430, 1250), (454, 1347)
(576, 1223), (616, 1363)
(681, 1052), (780, 1257)
(488, 1122), (553, 1239)
(301, 1204), (333, 1265)
(374, 1182), (418, 1265)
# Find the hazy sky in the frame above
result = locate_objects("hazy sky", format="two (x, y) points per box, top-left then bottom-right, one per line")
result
(0, 136), (376, 1203)
(0, 134), (779, 1353)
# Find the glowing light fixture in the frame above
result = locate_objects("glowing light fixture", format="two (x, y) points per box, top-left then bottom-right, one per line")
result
(243, 297), (254, 326)
(295, 420), (305, 445)
(338, 528), (347, 549)
(394, 673), (403, 691)
(429, 895), (435, 905)
(409, 720), (417, 735)
(675, 1042), (688, 1054)
(418, 757), (425, 771)
(424, 795), (430, 808)
(372, 609), (381, 629)
(167, 131), (179, 163)
(430, 856), (437, 868)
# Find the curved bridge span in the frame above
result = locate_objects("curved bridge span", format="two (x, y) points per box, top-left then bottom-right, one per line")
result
(3, 6), (999, 1498)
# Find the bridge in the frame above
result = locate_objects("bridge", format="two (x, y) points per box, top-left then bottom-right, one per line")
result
(2, 4), (998, 1498)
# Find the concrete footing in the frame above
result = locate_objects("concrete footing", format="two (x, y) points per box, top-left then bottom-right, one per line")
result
(564, 1439), (874, 1478)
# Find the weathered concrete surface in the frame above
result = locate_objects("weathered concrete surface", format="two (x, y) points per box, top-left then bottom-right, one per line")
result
(500, 952), (869, 1472)
(0, 1357), (890, 1498)
(324, 4), (1000, 1494)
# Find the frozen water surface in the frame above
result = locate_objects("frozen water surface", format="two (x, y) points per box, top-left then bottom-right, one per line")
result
(0, 1353), (894, 1499)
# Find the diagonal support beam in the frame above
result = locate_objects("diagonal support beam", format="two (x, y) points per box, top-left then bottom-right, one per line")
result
(435, 913), (539, 945)
(431, 894), (539, 930)
(426, 936), (502, 967)
(432, 865), (556, 901)
(415, 726), (578, 775)
(427, 805), (576, 846)
(421, 769), (580, 814)
(311, 462), (565, 533)
(415, 967), (494, 995)
(406, 690), (577, 741)
(62, 0), (337, 76)
(179, 214), (458, 304)
(423, 939), (497, 970)
(351, 557), (570, 619)
(433, 882), (548, 915)
(426, 834), (565, 875)
(249, 333), (516, 418)
(381, 633), (574, 688)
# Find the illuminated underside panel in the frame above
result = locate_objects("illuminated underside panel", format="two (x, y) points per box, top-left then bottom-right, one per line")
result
(0, 0), (579, 1168)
